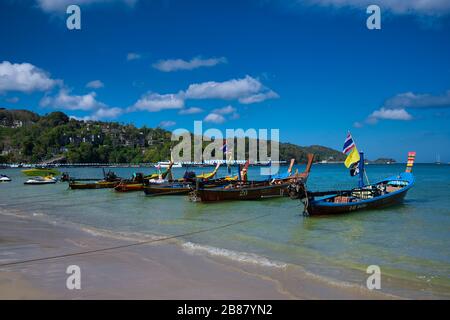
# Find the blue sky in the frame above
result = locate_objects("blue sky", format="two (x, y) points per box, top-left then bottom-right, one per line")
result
(1, 0), (450, 162)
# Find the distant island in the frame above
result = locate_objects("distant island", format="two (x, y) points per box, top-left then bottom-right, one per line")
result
(1, 108), (346, 164)
(368, 158), (397, 164)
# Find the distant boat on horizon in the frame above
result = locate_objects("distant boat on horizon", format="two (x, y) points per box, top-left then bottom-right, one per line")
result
(435, 153), (441, 165)
(156, 161), (182, 168)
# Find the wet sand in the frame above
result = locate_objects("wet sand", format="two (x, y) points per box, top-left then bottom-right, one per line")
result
(0, 212), (392, 299)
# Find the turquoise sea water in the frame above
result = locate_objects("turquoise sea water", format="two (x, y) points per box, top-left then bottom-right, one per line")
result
(1, 163), (449, 298)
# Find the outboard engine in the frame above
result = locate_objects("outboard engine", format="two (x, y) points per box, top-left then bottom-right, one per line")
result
(287, 180), (307, 200)
(133, 172), (144, 183)
(183, 171), (196, 181)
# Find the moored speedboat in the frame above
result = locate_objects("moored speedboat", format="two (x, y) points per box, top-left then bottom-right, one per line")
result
(0, 174), (11, 182)
(24, 176), (57, 185)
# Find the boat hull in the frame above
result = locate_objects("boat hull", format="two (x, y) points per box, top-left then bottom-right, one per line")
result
(114, 183), (144, 192)
(143, 178), (234, 196)
(24, 180), (57, 185)
(307, 188), (410, 215)
(69, 181), (119, 189)
(305, 172), (415, 216)
(196, 183), (289, 202)
(143, 183), (192, 196)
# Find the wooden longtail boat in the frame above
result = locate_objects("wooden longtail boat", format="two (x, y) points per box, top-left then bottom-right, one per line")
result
(143, 177), (235, 196)
(69, 180), (120, 189)
(69, 170), (121, 190)
(191, 155), (314, 202)
(143, 182), (193, 196)
(144, 161), (174, 181)
(289, 152), (416, 216)
(113, 172), (148, 192)
(193, 180), (291, 201)
(114, 165), (173, 193)
(114, 182), (144, 192)
(143, 163), (226, 196)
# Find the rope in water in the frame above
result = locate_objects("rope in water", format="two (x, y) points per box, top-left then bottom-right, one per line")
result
(0, 212), (274, 268)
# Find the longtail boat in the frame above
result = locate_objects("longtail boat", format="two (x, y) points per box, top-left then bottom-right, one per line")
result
(143, 163), (233, 196)
(114, 173), (146, 192)
(289, 149), (416, 216)
(114, 163), (176, 192)
(69, 170), (121, 190)
(191, 155), (314, 202)
(69, 180), (120, 189)
(143, 181), (193, 196)
(144, 161), (174, 181)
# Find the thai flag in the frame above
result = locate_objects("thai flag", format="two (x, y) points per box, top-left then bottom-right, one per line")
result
(342, 133), (356, 154)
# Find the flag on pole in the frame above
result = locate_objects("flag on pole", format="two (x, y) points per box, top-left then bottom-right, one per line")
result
(405, 151), (416, 173)
(342, 132), (360, 168)
(344, 147), (360, 168)
(349, 161), (359, 176)
(342, 133), (356, 154)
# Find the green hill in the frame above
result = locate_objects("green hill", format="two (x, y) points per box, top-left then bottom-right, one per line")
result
(0, 109), (344, 164)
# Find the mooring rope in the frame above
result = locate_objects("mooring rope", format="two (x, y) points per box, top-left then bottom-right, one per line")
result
(0, 212), (274, 268)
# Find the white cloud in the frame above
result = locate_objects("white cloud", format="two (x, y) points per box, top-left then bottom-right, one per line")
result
(158, 120), (176, 128)
(304, 0), (450, 16)
(238, 90), (279, 104)
(211, 105), (236, 115)
(130, 92), (184, 112)
(40, 89), (106, 111)
(178, 107), (204, 115)
(185, 76), (261, 100)
(6, 97), (19, 103)
(36, 0), (137, 13)
(359, 89), (450, 126)
(201, 106), (240, 123)
(153, 56), (227, 72)
(384, 90), (450, 109)
(92, 107), (122, 119)
(70, 107), (122, 121)
(86, 80), (104, 89)
(185, 75), (278, 104)
(204, 113), (226, 124)
(353, 121), (363, 128)
(367, 108), (413, 124)
(127, 52), (141, 61)
(0, 61), (57, 93)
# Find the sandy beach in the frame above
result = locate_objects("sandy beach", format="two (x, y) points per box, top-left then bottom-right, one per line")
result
(0, 211), (393, 300)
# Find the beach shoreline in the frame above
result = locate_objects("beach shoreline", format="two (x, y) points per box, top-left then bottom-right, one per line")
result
(0, 211), (393, 300)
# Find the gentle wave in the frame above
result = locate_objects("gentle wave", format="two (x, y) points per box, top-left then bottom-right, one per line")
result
(182, 241), (288, 269)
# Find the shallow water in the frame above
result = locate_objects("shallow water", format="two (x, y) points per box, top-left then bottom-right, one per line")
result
(1, 163), (449, 298)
